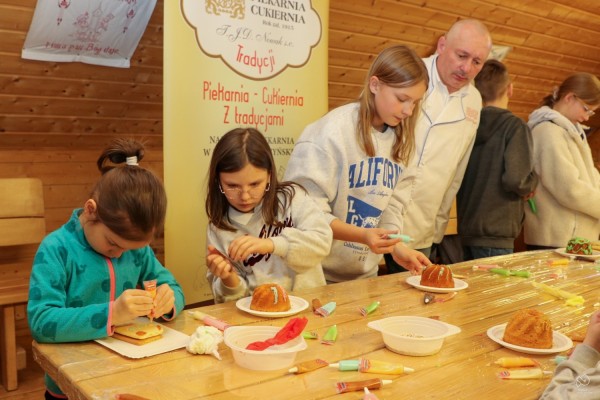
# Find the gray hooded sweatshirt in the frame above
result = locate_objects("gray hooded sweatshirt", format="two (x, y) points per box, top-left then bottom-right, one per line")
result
(457, 106), (538, 248)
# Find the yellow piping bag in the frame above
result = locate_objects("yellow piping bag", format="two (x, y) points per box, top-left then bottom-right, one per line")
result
(494, 357), (537, 368)
(498, 368), (552, 379)
(532, 282), (585, 306)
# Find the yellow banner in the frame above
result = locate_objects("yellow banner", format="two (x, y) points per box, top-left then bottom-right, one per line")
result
(164, 1), (329, 304)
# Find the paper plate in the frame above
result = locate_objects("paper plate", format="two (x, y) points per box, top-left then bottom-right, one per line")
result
(486, 324), (573, 355)
(236, 296), (309, 318)
(405, 275), (468, 293)
(554, 248), (600, 260)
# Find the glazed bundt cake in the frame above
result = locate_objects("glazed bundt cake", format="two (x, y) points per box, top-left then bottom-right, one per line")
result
(250, 283), (291, 312)
(420, 264), (454, 288)
(503, 309), (553, 349)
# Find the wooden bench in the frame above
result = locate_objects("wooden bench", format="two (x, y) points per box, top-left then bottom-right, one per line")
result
(0, 178), (45, 391)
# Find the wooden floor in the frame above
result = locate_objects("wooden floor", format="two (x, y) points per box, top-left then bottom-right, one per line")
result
(0, 334), (45, 399)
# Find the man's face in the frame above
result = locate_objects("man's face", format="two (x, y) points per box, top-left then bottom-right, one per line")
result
(436, 28), (491, 93)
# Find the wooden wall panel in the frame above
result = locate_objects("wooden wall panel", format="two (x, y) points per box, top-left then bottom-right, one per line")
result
(0, 74), (161, 102)
(0, 97), (162, 119)
(0, 54), (163, 85)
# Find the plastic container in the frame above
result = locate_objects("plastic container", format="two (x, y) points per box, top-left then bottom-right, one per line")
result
(224, 325), (307, 370)
(367, 316), (461, 356)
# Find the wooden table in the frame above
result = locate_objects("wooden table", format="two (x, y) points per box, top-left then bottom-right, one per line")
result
(33, 251), (600, 399)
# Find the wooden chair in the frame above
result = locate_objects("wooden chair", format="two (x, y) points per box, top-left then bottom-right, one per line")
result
(0, 178), (45, 391)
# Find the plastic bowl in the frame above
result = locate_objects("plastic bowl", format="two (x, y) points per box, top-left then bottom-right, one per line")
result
(224, 325), (307, 370)
(368, 316), (461, 356)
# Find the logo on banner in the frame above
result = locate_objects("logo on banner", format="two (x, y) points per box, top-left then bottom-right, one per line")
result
(205, 0), (245, 19)
(182, 0), (322, 79)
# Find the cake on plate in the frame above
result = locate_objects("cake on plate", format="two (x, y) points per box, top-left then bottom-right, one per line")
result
(502, 309), (553, 349)
(420, 264), (454, 288)
(566, 237), (593, 255)
(250, 283), (291, 312)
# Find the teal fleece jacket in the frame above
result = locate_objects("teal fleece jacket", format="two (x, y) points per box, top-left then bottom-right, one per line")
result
(28, 209), (185, 396)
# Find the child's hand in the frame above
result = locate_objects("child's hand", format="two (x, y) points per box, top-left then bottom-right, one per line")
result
(363, 228), (401, 254)
(207, 245), (240, 288)
(112, 289), (153, 326)
(151, 283), (175, 319)
(228, 235), (274, 261)
(583, 310), (600, 352)
(391, 244), (431, 275)
(522, 190), (536, 201)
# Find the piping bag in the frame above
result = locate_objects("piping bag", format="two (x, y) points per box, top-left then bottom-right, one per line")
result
(207, 245), (236, 265)
(330, 358), (414, 374)
(186, 326), (223, 360)
(315, 301), (336, 317)
(321, 325), (338, 345)
(472, 264), (499, 271)
(363, 387), (380, 400)
(312, 298), (322, 313)
(528, 198), (537, 214)
(531, 282), (585, 306)
(116, 395), (152, 400)
(245, 317), (308, 350)
(359, 301), (380, 316)
(336, 378), (392, 394)
(143, 279), (157, 322)
(498, 368), (552, 379)
(188, 310), (231, 331)
(388, 233), (414, 243)
(494, 357), (537, 368)
(288, 358), (329, 374)
(548, 259), (569, 266)
(489, 268), (531, 278)
(302, 331), (319, 340)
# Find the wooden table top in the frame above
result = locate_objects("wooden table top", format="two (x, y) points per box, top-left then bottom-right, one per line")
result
(33, 250), (600, 399)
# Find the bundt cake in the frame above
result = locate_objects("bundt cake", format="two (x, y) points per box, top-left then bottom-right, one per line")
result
(503, 309), (553, 349)
(566, 237), (593, 255)
(420, 264), (454, 288)
(250, 283), (291, 312)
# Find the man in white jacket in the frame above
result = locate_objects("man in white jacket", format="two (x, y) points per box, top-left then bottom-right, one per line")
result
(385, 19), (492, 271)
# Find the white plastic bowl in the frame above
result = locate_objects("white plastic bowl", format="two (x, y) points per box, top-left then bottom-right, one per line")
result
(224, 325), (307, 370)
(368, 316), (461, 356)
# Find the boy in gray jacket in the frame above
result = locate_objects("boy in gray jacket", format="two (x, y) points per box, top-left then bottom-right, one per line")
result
(456, 59), (537, 260)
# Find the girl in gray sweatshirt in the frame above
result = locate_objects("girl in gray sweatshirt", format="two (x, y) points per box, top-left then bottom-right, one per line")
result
(205, 128), (333, 303)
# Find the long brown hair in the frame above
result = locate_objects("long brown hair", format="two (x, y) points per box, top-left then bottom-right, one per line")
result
(206, 128), (300, 232)
(357, 45), (429, 163)
(92, 138), (167, 241)
(541, 73), (600, 108)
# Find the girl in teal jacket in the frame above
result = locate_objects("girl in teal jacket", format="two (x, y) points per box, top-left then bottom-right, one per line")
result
(28, 138), (185, 399)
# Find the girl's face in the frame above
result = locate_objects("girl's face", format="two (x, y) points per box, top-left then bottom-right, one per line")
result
(219, 163), (270, 213)
(369, 78), (427, 131)
(563, 93), (597, 125)
(80, 200), (151, 259)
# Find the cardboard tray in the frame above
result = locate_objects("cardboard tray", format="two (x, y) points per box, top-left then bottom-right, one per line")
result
(95, 318), (190, 359)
